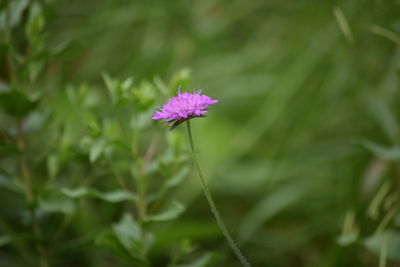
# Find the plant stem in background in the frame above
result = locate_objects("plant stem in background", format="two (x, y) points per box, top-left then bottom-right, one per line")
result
(17, 119), (50, 267)
(4, 2), (17, 85)
(136, 174), (147, 221)
(5, 1), (49, 264)
(136, 132), (160, 220)
(186, 121), (251, 267)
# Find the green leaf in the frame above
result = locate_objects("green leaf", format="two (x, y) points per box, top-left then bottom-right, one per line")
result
(337, 232), (359, 246)
(94, 190), (137, 203)
(336, 210), (359, 246)
(365, 230), (400, 261)
(167, 166), (190, 188)
(89, 138), (107, 163)
(360, 139), (400, 161)
(130, 110), (152, 130)
(0, 90), (38, 118)
(122, 77), (134, 90)
(95, 229), (126, 255)
(99, 213), (150, 264)
(102, 73), (118, 104)
(366, 96), (400, 143)
(61, 187), (137, 203)
(95, 227), (148, 266)
(47, 154), (59, 180)
(132, 81), (156, 111)
(0, 0), (29, 29)
(66, 83), (90, 107)
(51, 39), (74, 57)
(0, 235), (13, 247)
(24, 112), (48, 132)
(28, 61), (45, 83)
(112, 213), (142, 251)
(61, 187), (89, 198)
(25, 3), (44, 43)
(39, 196), (75, 214)
(145, 201), (185, 223)
(169, 120), (185, 131)
(177, 252), (216, 267)
(102, 73), (135, 107)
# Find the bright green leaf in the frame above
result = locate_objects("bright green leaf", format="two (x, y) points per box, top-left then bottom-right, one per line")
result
(0, 0), (29, 29)
(94, 190), (137, 203)
(61, 187), (137, 203)
(61, 187), (89, 198)
(145, 201), (185, 223)
(167, 166), (190, 188)
(365, 230), (400, 261)
(132, 81), (156, 111)
(176, 252), (216, 267)
(112, 213), (141, 250)
(39, 196), (75, 214)
(89, 138), (106, 163)
(47, 154), (59, 180)
(360, 139), (400, 161)
(25, 3), (44, 44)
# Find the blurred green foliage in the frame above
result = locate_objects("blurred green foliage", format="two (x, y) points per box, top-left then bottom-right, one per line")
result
(1, 0), (400, 266)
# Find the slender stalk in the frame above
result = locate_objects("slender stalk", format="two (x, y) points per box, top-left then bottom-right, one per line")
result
(136, 132), (160, 220)
(136, 174), (147, 221)
(134, 172), (148, 263)
(140, 132), (160, 174)
(379, 234), (388, 267)
(4, 1), (17, 86)
(186, 121), (251, 267)
(133, 132), (154, 264)
(137, 132), (160, 216)
(17, 119), (50, 267)
(111, 167), (130, 193)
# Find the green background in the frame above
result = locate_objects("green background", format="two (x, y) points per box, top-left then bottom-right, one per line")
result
(1, 0), (400, 266)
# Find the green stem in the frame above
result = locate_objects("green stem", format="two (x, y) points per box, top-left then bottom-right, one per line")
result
(186, 121), (251, 267)
(17, 119), (50, 267)
(4, 2), (17, 86)
(136, 174), (147, 222)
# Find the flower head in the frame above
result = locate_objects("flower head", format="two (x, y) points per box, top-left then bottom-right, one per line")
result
(152, 89), (218, 129)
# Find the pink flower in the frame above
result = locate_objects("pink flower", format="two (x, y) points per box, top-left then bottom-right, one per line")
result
(152, 89), (218, 129)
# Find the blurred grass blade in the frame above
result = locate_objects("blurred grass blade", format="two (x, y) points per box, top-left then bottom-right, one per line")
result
(370, 25), (400, 45)
(238, 184), (304, 244)
(333, 7), (354, 44)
